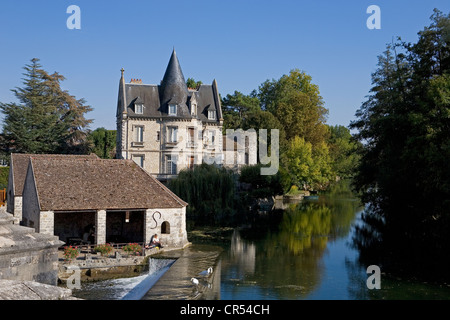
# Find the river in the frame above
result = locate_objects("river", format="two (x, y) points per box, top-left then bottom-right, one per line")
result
(72, 181), (450, 300)
(218, 181), (450, 300)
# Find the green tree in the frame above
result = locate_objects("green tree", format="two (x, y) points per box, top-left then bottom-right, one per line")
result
(168, 164), (239, 227)
(88, 128), (117, 159)
(350, 10), (450, 279)
(310, 141), (334, 190)
(282, 136), (314, 190)
(256, 69), (329, 146)
(221, 91), (261, 132)
(0, 58), (92, 154)
(282, 136), (333, 191)
(221, 91), (287, 156)
(327, 125), (361, 179)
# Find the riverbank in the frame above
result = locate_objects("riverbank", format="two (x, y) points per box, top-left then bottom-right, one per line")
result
(187, 227), (235, 245)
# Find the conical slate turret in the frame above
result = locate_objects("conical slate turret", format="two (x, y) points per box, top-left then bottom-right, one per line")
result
(160, 49), (188, 108)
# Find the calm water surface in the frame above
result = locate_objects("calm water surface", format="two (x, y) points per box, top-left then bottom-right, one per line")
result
(218, 182), (450, 300)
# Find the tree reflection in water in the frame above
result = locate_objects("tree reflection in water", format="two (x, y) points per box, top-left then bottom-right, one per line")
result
(221, 181), (362, 299)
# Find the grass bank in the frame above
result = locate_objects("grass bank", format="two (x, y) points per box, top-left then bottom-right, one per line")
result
(187, 227), (235, 246)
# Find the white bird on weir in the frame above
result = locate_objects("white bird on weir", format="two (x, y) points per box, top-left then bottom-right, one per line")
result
(198, 267), (213, 276)
(191, 278), (199, 286)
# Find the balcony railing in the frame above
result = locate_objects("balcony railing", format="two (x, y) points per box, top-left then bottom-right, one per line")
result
(131, 141), (144, 147)
(186, 141), (197, 148)
(164, 141), (178, 148)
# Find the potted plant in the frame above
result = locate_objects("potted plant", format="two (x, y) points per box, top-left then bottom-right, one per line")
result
(122, 243), (142, 256)
(94, 243), (113, 256)
(63, 246), (79, 262)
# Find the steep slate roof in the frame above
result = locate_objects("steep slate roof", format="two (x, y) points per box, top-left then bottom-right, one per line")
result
(119, 49), (223, 123)
(29, 158), (187, 211)
(160, 49), (189, 108)
(10, 153), (99, 196)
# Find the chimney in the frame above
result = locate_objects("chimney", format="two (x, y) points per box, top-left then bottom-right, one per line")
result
(130, 78), (143, 84)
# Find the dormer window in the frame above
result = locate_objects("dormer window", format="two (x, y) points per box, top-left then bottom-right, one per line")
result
(135, 103), (144, 114)
(191, 103), (197, 116)
(168, 104), (177, 116)
(208, 110), (216, 120)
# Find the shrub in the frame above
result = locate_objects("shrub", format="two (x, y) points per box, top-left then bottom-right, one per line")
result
(240, 164), (284, 197)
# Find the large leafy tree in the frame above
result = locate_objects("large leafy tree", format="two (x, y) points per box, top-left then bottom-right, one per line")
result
(350, 10), (450, 277)
(257, 69), (329, 146)
(255, 70), (333, 190)
(222, 91), (287, 163)
(283, 136), (333, 191)
(223, 73), (335, 191)
(0, 58), (93, 154)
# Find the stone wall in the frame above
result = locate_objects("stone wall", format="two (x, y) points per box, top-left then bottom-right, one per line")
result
(0, 279), (75, 300)
(13, 196), (22, 224)
(0, 208), (63, 286)
(39, 211), (54, 236)
(144, 207), (188, 248)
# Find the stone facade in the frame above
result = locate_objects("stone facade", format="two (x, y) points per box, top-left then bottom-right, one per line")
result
(144, 207), (188, 248)
(116, 50), (227, 181)
(223, 129), (258, 171)
(122, 117), (224, 178)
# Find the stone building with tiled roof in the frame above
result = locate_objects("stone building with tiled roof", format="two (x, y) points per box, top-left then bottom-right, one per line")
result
(20, 157), (189, 248)
(116, 49), (225, 181)
(6, 153), (99, 222)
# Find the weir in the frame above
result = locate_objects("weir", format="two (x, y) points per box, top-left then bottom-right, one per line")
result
(72, 258), (175, 300)
(71, 244), (223, 300)
(121, 258), (175, 300)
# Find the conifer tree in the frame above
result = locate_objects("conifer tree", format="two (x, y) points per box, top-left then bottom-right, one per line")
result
(0, 58), (92, 154)
(350, 10), (450, 277)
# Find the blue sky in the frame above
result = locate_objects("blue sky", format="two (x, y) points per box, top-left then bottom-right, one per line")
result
(1, 0), (449, 131)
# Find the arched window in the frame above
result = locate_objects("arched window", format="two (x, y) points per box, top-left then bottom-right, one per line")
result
(161, 221), (170, 234)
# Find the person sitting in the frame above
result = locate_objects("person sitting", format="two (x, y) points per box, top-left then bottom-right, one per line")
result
(145, 235), (155, 249)
(152, 234), (163, 249)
